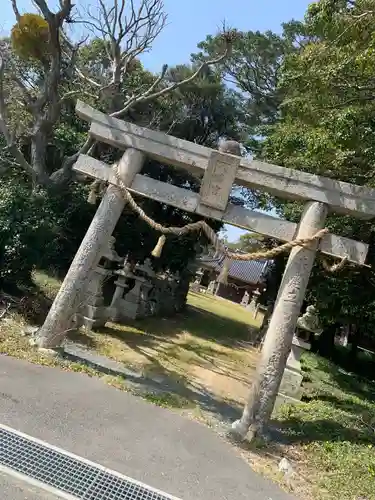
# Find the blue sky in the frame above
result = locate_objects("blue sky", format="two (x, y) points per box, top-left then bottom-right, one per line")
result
(2, 0), (311, 241)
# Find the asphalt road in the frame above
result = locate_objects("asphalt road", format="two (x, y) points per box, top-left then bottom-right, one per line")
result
(0, 472), (59, 499)
(0, 355), (295, 500)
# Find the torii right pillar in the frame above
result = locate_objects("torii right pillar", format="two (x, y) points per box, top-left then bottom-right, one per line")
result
(231, 201), (328, 441)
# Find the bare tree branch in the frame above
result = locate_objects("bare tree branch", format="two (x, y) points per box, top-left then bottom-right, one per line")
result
(0, 55), (46, 183)
(74, 67), (102, 88)
(32, 0), (73, 24)
(78, 0), (167, 88)
(4, 0), (233, 188)
(112, 37), (233, 118)
(10, 0), (21, 22)
(31, 0), (53, 21)
(58, 89), (97, 104)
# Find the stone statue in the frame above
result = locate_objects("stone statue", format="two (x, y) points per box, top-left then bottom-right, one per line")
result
(297, 305), (323, 334)
(122, 258), (132, 274)
(241, 291), (250, 307)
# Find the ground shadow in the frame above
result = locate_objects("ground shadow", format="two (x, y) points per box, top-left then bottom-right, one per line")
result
(65, 292), (261, 423)
(65, 336), (243, 423)
(308, 356), (375, 403)
(68, 319), (248, 424)
(271, 416), (375, 446)
(98, 304), (258, 348)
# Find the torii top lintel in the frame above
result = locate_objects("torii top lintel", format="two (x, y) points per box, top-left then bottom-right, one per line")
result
(73, 102), (373, 265)
(75, 100), (375, 220)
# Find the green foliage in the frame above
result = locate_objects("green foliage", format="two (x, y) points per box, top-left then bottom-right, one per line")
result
(1, 33), (247, 286)
(276, 352), (375, 499)
(227, 232), (266, 252)
(0, 175), (95, 287)
(263, 1), (375, 331)
(194, 29), (295, 152)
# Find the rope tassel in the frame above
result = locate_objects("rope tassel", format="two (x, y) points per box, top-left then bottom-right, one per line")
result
(218, 257), (231, 284)
(151, 235), (166, 258)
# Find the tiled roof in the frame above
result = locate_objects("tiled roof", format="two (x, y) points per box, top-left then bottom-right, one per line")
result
(199, 254), (270, 285)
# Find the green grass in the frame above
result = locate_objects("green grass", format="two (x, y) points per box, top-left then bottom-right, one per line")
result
(187, 292), (262, 329)
(32, 270), (62, 299)
(275, 353), (375, 500)
(2, 272), (260, 414)
(142, 392), (194, 409)
(11, 272), (375, 499)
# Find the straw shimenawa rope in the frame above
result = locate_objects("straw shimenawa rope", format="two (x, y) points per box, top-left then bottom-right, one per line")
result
(96, 164), (348, 283)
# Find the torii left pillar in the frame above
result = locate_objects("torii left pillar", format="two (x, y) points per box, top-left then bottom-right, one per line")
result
(35, 148), (145, 349)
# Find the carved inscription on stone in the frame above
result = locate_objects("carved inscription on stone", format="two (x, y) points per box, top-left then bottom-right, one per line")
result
(199, 151), (240, 211)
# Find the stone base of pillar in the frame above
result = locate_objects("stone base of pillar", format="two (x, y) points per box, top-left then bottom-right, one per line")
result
(273, 393), (301, 414)
(274, 336), (311, 413)
(279, 366), (304, 399)
(82, 312), (108, 331)
(110, 301), (139, 321)
(74, 305), (110, 333)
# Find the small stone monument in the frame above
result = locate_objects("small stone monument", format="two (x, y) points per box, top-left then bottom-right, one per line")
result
(78, 236), (123, 331)
(248, 289), (260, 316)
(335, 325), (349, 346)
(110, 258), (133, 314)
(191, 278), (201, 293)
(207, 280), (216, 294)
(274, 307), (317, 412)
(136, 258), (156, 279)
(191, 269), (203, 293)
(241, 291), (250, 307)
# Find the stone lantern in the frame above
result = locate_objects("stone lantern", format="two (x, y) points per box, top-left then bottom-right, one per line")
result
(110, 258), (156, 321)
(275, 305), (321, 412)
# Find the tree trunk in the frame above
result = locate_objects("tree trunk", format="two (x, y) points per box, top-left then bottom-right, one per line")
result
(30, 127), (48, 180)
(230, 201), (328, 441)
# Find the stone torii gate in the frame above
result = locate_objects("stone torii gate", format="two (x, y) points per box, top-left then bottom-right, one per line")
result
(35, 101), (374, 439)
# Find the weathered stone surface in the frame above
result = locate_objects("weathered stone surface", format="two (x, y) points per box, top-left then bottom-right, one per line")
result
(297, 305), (323, 334)
(231, 201), (328, 440)
(76, 100), (375, 219)
(273, 393), (301, 413)
(199, 150), (240, 211)
(279, 368), (304, 399)
(35, 149), (146, 348)
(74, 155), (369, 265)
(287, 336), (311, 372)
(278, 458), (294, 476)
(240, 292), (250, 307)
